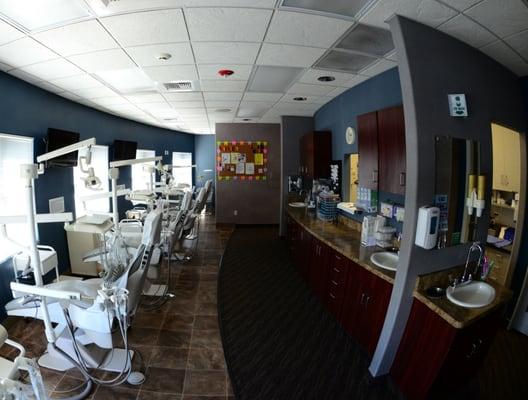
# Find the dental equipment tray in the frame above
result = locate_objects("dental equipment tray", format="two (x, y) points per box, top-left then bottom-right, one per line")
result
(13, 246), (58, 275)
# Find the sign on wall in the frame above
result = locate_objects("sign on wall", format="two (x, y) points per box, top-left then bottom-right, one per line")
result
(216, 140), (268, 181)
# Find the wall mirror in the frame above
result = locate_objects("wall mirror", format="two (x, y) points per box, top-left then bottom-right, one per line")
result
(434, 136), (481, 247)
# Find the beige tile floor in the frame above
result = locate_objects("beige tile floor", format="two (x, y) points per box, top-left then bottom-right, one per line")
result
(1, 213), (235, 399)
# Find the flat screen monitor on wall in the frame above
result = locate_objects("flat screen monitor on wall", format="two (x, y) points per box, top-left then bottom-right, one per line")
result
(113, 140), (137, 161)
(45, 128), (80, 167)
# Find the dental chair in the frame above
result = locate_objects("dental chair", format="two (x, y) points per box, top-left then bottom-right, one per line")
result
(5, 209), (162, 374)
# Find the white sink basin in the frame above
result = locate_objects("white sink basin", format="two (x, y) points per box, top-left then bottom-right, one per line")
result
(370, 252), (399, 271)
(446, 281), (496, 309)
(289, 202), (306, 208)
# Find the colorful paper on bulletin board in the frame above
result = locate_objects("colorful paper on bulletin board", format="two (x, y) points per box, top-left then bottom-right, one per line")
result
(216, 139), (268, 182)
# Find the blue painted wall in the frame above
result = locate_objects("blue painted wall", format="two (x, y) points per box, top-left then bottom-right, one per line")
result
(194, 134), (216, 188)
(0, 71), (195, 320)
(314, 68), (403, 202)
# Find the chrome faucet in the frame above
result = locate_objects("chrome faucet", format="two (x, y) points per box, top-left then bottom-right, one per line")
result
(452, 242), (484, 288)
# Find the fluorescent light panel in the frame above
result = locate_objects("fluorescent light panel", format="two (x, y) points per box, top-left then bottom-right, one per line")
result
(0, 0), (92, 32)
(95, 68), (156, 94)
(315, 50), (377, 73)
(248, 65), (303, 93)
(336, 24), (394, 56)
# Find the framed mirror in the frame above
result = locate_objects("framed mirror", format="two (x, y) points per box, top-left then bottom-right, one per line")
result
(434, 136), (481, 247)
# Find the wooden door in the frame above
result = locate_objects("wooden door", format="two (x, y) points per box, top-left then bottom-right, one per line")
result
(357, 111), (379, 190)
(377, 105), (406, 195)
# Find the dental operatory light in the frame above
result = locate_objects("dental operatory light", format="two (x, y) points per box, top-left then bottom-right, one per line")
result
(79, 146), (102, 190)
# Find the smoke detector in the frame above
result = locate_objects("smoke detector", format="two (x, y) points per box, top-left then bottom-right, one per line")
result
(318, 75), (335, 82)
(162, 81), (195, 92)
(157, 53), (172, 61)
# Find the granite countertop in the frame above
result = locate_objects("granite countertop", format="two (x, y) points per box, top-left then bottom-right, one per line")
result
(414, 268), (512, 329)
(287, 207), (396, 284)
(287, 206), (511, 329)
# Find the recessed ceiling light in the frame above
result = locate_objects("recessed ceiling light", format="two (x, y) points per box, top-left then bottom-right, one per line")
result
(293, 96), (307, 101)
(0, 0), (92, 32)
(281, 0), (371, 18)
(317, 76), (335, 82)
(156, 53), (172, 61)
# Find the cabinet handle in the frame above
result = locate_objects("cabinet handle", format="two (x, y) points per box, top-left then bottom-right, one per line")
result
(466, 338), (483, 359)
(360, 293), (365, 305)
(333, 267), (340, 273)
(329, 293), (336, 300)
(365, 296), (371, 308)
(372, 170), (378, 183)
(399, 172), (406, 186)
(331, 280), (338, 286)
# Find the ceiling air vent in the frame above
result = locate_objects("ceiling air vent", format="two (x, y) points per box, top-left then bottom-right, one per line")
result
(163, 81), (194, 92)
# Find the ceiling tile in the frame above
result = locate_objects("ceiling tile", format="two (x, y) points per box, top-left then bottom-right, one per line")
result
(239, 100), (275, 108)
(18, 58), (83, 81)
(0, 19), (24, 45)
(163, 92), (204, 101)
(32, 80), (64, 93)
(438, 0), (483, 11)
(125, 93), (166, 103)
(68, 49), (135, 72)
(143, 65), (199, 82)
(139, 101), (171, 111)
(344, 74), (371, 87)
(265, 11), (353, 48)
(197, 64), (252, 80)
(168, 100), (205, 108)
(326, 86), (349, 97)
(336, 23), (394, 56)
(480, 40), (528, 76)
(248, 65), (303, 92)
(185, 7), (272, 42)
(359, 59), (397, 76)
(75, 85), (118, 99)
(282, 0), (371, 18)
(0, 61), (11, 70)
(315, 50), (377, 73)
(299, 68), (356, 86)
(257, 43), (326, 67)
(243, 92), (284, 101)
(203, 92), (243, 101)
(278, 94), (324, 104)
(59, 91), (81, 101)
(101, 9), (189, 47)
(205, 100), (240, 109)
(200, 79), (247, 92)
(33, 20), (118, 56)
(92, 96), (129, 106)
(504, 29), (528, 61)
(437, 14), (497, 49)
(192, 42), (260, 64)
(360, 0), (457, 29)
(8, 68), (41, 83)
(465, 0), (528, 38)
(50, 73), (101, 90)
(0, 37), (57, 68)
(385, 50), (397, 61)
(286, 83), (334, 95)
(89, 0), (182, 14)
(126, 42), (194, 67)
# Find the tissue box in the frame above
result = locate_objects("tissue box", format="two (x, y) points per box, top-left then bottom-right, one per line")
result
(380, 202), (393, 218)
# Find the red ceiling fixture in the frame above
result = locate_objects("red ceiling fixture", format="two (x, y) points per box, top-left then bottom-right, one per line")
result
(218, 69), (234, 77)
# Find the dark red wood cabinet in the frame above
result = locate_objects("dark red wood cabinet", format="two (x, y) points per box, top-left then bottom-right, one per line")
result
(357, 111), (379, 190)
(299, 131), (332, 179)
(391, 299), (502, 400)
(324, 251), (350, 319)
(309, 238), (329, 302)
(357, 105), (406, 195)
(341, 262), (393, 356)
(377, 105), (406, 195)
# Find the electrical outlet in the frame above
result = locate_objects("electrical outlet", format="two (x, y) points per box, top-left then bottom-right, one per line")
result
(164, 150), (169, 156)
(233, 210), (238, 216)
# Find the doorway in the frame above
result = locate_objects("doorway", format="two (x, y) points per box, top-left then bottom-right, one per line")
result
(349, 154), (359, 203)
(488, 123), (527, 335)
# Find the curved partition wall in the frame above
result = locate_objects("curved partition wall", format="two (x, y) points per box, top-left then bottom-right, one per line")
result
(370, 16), (527, 376)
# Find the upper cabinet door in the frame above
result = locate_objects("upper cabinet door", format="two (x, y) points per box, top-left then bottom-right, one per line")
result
(377, 105), (406, 195)
(357, 111), (379, 190)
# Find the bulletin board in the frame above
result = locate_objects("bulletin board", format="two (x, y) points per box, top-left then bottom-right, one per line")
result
(216, 140), (268, 181)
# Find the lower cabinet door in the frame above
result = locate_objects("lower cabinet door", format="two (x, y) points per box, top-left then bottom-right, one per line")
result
(309, 240), (329, 301)
(341, 262), (364, 338)
(362, 274), (393, 355)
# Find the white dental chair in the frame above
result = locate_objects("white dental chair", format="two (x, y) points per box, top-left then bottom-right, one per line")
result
(5, 209), (162, 374)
